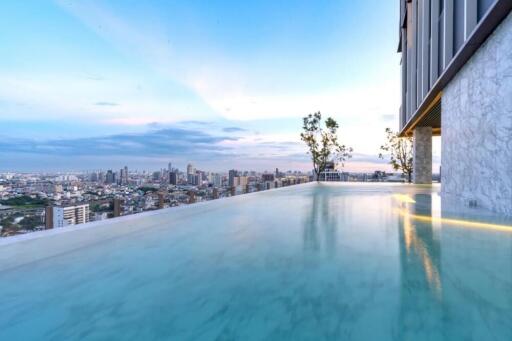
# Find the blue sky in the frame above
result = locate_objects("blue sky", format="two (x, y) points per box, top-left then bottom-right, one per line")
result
(0, 0), (440, 172)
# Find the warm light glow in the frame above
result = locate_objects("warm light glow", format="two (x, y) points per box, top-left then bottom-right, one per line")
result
(401, 209), (442, 297)
(395, 209), (512, 233)
(392, 194), (416, 204)
(422, 254), (442, 297)
(403, 211), (412, 252)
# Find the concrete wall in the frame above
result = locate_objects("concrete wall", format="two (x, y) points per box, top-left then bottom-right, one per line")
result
(413, 127), (433, 184)
(442, 12), (512, 214)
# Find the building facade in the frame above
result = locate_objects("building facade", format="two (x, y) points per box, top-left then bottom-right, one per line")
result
(228, 169), (238, 187)
(169, 171), (178, 186)
(233, 176), (249, 188)
(262, 173), (275, 182)
(186, 164), (195, 176)
(398, 0), (512, 214)
(105, 170), (115, 184)
(319, 170), (350, 182)
(45, 204), (90, 229)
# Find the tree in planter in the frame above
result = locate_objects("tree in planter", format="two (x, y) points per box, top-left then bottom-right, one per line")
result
(300, 112), (353, 181)
(379, 127), (413, 183)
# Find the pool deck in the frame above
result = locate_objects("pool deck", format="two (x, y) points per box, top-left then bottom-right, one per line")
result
(0, 182), (511, 340)
(0, 182), (438, 271)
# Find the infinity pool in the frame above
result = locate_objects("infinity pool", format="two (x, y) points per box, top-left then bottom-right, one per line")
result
(1, 183), (511, 340)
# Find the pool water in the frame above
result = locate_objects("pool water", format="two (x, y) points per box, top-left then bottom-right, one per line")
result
(0, 183), (511, 340)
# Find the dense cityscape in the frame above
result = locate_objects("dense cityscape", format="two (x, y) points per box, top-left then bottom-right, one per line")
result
(0, 162), (418, 237)
(3, 1), (511, 339)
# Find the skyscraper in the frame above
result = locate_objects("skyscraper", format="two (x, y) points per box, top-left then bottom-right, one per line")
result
(169, 171), (178, 186)
(119, 166), (128, 185)
(211, 173), (222, 187)
(187, 173), (200, 186)
(187, 163), (194, 175)
(123, 166), (128, 184)
(89, 172), (98, 182)
(234, 176), (248, 187)
(152, 171), (161, 181)
(98, 171), (105, 183)
(105, 170), (115, 184)
(228, 169), (238, 187)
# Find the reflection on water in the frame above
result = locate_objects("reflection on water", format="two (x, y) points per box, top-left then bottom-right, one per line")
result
(399, 194), (442, 297)
(301, 184), (512, 340)
(0, 183), (511, 340)
(396, 189), (512, 340)
(397, 193), (444, 339)
(303, 185), (338, 256)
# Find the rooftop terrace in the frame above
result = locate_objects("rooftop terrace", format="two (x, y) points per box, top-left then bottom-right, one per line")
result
(1, 183), (511, 340)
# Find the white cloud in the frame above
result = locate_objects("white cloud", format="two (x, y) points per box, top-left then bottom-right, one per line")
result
(53, 1), (400, 126)
(0, 74), (213, 124)
(0, 1), (424, 172)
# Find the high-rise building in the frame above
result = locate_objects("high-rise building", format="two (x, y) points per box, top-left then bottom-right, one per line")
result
(211, 173), (222, 187)
(169, 171), (178, 185)
(45, 204), (90, 229)
(113, 199), (123, 217)
(262, 173), (275, 182)
(152, 171), (161, 181)
(187, 163), (194, 175)
(234, 176), (248, 187)
(228, 169), (238, 187)
(89, 172), (98, 182)
(187, 173), (200, 186)
(122, 166), (128, 184)
(105, 170), (115, 184)
(44, 206), (53, 229)
(397, 0), (512, 213)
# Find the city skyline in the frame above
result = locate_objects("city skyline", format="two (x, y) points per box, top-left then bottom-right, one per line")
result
(0, 163), (313, 237)
(1, 2), (510, 339)
(0, 1), (440, 172)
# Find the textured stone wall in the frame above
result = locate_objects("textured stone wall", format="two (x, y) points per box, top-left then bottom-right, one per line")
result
(413, 127), (433, 184)
(442, 12), (512, 215)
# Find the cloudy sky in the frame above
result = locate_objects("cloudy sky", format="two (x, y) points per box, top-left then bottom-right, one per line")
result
(0, 0), (440, 172)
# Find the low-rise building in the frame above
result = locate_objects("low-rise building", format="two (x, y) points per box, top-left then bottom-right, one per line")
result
(45, 204), (90, 229)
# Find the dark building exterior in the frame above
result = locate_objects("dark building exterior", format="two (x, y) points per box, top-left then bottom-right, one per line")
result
(169, 171), (178, 186)
(105, 170), (115, 184)
(262, 173), (275, 182)
(113, 199), (123, 217)
(228, 169), (238, 187)
(398, 0), (512, 214)
(44, 206), (53, 229)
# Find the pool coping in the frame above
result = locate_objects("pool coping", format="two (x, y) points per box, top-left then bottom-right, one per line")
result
(0, 182), (444, 247)
(0, 182), (320, 246)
